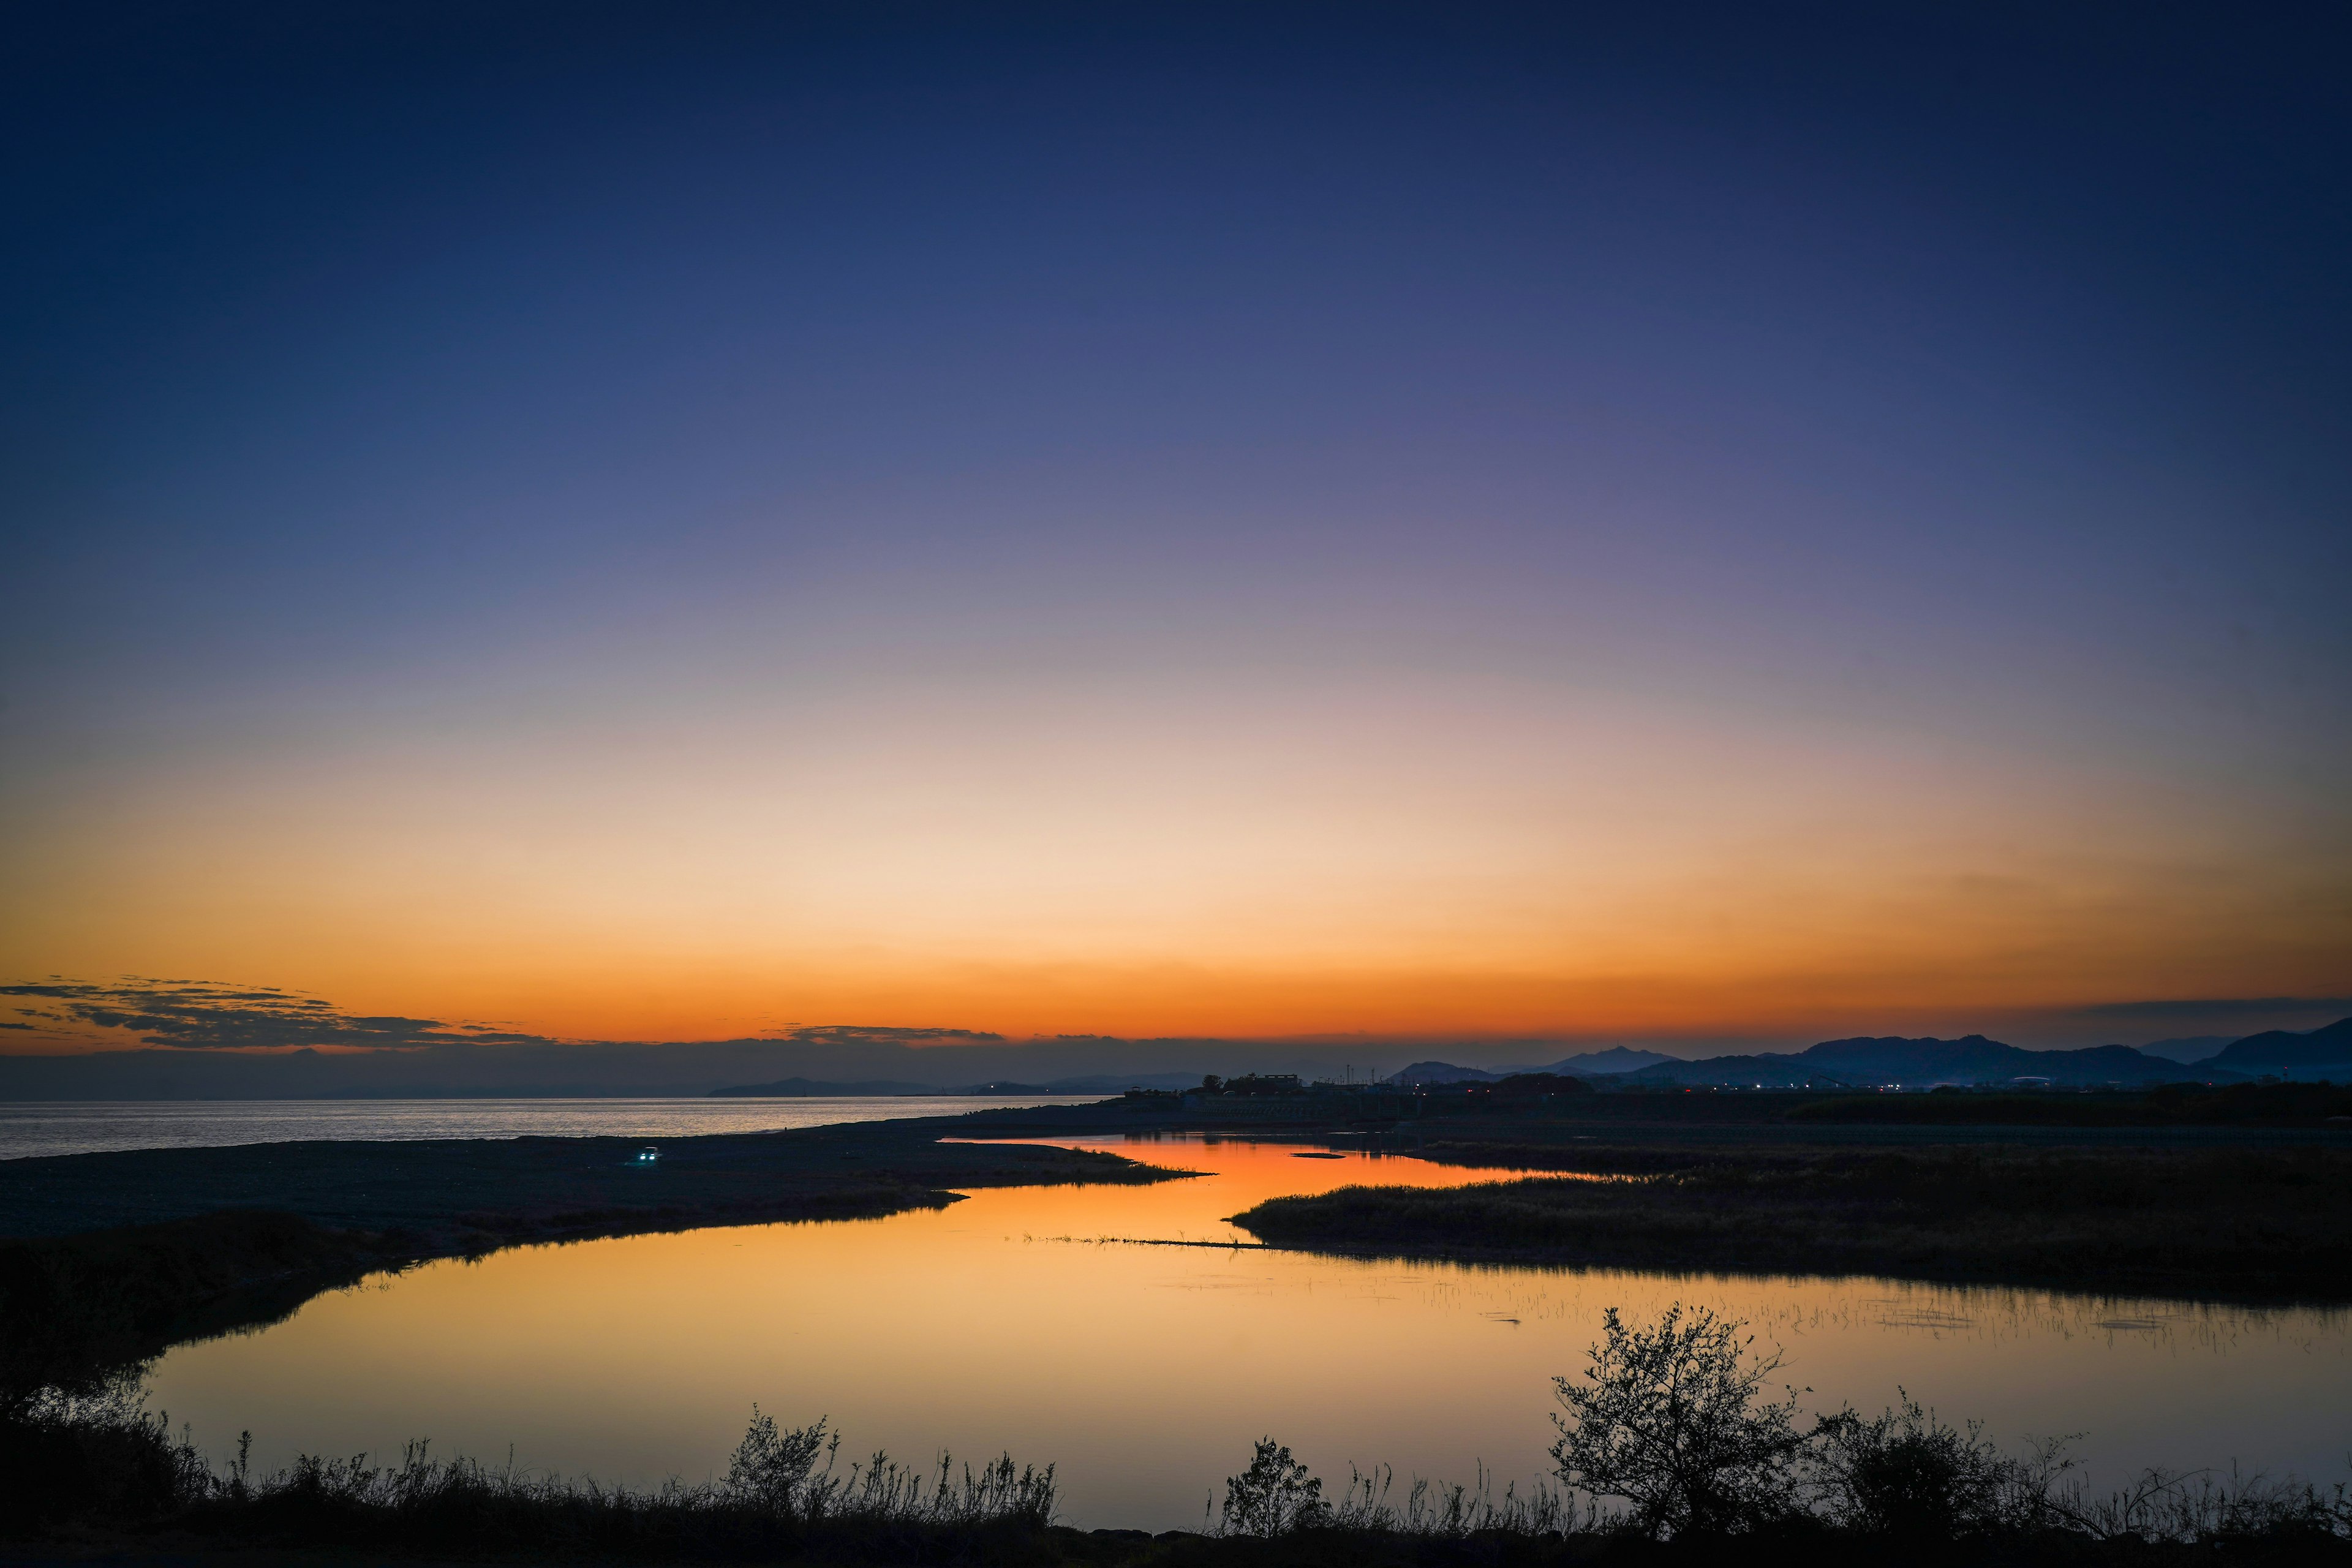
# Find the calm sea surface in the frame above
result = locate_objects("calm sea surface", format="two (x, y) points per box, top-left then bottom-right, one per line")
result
(0, 1097), (1104, 1161)
(142, 1133), (2352, 1531)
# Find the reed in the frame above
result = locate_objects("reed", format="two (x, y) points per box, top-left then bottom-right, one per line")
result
(6, 1300), (2350, 1562)
(1, 1387), (1054, 1560)
(1230, 1144), (2352, 1298)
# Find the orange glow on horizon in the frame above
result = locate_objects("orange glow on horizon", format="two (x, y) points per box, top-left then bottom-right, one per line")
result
(5, 665), (2343, 1048)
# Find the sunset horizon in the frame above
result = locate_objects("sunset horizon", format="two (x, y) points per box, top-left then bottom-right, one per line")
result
(3, 7), (2348, 1556)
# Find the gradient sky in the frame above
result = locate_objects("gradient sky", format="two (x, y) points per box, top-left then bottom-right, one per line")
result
(4, 3), (2348, 1052)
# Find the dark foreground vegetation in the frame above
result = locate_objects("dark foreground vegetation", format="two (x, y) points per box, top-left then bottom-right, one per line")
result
(1231, 1144), (2352, 1298)
(6, 1303), (2346, 1566)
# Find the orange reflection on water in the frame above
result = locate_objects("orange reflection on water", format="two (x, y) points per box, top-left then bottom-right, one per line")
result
(145, 1137), (2352, 1532)
(940, 1133), (1551, 1243)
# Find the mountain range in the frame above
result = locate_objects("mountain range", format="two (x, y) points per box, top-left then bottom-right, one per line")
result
(707, 1071), (1207, 1097)
(2204, 1016), (2352, 1076)
(3, 1016), (2343, 1100)
(1385, 1019), (2352, 1090)
(1387, 1047), (1677, 1086)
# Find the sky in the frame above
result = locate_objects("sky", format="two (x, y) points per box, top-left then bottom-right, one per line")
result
(3, 2), (2348, 1057)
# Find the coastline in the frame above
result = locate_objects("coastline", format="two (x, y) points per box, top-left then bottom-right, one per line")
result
(8, 1093), (2350, 1402)
(0, 1108), (1185, 1399)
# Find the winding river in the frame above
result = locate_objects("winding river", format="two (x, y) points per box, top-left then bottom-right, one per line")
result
(145, 1133), (2352, 1530)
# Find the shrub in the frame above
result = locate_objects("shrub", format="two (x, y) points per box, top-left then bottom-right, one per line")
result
(1814, 1391), (2046, 1536)
(0, 1378), (210, 1529)
(1221, 1438), (1329, 1536)
(1550, 1302), (1811, 1537)
(722, 1407), (840, 1515)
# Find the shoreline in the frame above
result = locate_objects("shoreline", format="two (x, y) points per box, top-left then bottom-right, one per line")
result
(0, 1109), (1188, 1399)
(1229, 1142), (2352, 1303)
(8, 1097), (2350, 1400)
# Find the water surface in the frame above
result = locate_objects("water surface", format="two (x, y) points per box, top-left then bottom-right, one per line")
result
(0, 1096), (1102, 1161)
(145, 1134), (2352, 1529)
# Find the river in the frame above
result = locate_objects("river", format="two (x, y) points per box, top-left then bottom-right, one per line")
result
(135, 1131), (2352, 1529)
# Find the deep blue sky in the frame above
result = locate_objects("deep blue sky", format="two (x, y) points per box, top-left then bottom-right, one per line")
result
(4, 2), (2347, 1048)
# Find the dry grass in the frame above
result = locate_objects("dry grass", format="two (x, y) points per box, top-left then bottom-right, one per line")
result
(1231, 1145), (2352, 1297)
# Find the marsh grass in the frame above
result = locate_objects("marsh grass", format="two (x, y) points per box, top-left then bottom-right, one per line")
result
(1324, 1463), (1585, 1537)
(6, 1386), (2349, 1564)
(1786, 1082), (2352, 1127)
(8, 1299), (2351, 1562)
(1231, 1145), (2352, 1297)
(0, 1385), (1055, 1561)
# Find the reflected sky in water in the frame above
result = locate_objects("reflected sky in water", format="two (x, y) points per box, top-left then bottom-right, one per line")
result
(147, 1136), (2352, 1529)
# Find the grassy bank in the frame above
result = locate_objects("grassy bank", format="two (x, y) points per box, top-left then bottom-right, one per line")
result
(1230, 1144), (2352, 1298)
(0, 1118), (1178, 1241)
(4, 1396), (2344, 1566)
(0, 1125), (1182, 1402)
(1783, 1082), (2352, 1127)
(0, 1210), (394, 1403)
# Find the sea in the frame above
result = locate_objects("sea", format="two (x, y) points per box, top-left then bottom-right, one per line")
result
(0, 1095), (1105, 1161)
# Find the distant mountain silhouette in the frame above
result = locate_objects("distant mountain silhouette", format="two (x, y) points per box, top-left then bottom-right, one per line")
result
(1618, 1053), (1858, 1088)
(2135, 1035), (2234, 1063)
(707, 1077), (939, 1097)
(952, 1072), (1205, 1094)
(1619, 1034), (2247, 1088)
(2206, 1017), (2352, 1076)
(709, 1069), (1213, 1097)
(1384, 1060), (1499, 1085)
(1541, 1047), (1674, 1076)
(1071, 1071), (1215, 1092)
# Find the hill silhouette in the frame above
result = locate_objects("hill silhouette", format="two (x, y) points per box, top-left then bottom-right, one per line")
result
(1618, 1034), (2251, 1088)
(2207, 1016), (2352, 1076)
(1541, 1046), (1675, 1076)
(1383, 1060), (1498, 1085)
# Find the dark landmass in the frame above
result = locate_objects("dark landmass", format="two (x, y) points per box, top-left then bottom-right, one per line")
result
(1231, 1144), (2352, 1300)
(1310, 1080), (2352, 1139)
(1610, 1020), (2352, 1089)
(2136, 1035), (2233, 1063)
(1386, 1060), (1502, 1084)
(0, 1120), (1180, 1399)
(1784, 1081), (2352, 1126)
(2209, 1015), (2352, 1076)
(1389, 1048), (1692, 1082)
(1533, 1046), (1676, 1076)
(0, 1118), (1173, 1242)
(1618, 1035), (2237, 1088)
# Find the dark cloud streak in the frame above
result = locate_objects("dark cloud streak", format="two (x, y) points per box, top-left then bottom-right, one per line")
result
(0, 979), (1008, 1055)
(0, 978), (562, 1051)
(771, 1025), (1005, 1048)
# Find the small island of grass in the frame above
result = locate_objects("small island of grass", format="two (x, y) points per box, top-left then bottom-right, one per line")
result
(1229, 1144), (2352, 1300)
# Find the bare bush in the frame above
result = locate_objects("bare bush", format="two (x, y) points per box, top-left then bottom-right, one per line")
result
(722, 1407), (839, 1515)
(1550, 1302), (1810, 1537)
(1814, 1390), (2058, 1536)
(2071, 1464), (2352, 1543)
(1219, 1438), (1329, 1536)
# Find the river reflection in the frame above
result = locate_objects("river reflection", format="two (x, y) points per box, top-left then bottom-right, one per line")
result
(145, 1134), (2352, 1530)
